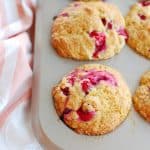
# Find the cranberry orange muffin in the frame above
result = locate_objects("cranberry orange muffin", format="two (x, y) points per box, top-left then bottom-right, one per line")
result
(52, 64), (132, 135)
(125, 1), (150, 59)
(51, 2), (127, 60)
(133, 71), (150, 122)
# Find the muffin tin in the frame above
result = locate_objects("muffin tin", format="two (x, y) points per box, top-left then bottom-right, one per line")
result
(32, 0), (150, 149)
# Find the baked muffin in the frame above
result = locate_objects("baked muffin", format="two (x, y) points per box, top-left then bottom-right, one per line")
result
(51, 2), (127, 60)
(52, 64), (132, 135)
(133, 71), (150, 122)
(125, 1), (150, 59)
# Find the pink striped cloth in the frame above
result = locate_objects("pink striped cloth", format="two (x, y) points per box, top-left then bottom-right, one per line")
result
(0, 0), (41, 149)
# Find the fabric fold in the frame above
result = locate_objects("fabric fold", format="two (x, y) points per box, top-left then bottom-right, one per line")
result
(0, 0), (41, 149)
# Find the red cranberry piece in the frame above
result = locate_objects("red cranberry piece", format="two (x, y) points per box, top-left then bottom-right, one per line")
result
(140, 1), (150, 6)
(101, 18), (113, 29)
(86, 71), (117, 86)
(101, 18), (107, 26)
(93, 43), (106, 58)
(61, 87), (69, 96)
(90, 31), (100, 38)
(81, 80), (91, 94)
(117, 28), (128, 40)
(138, 14), (146, 20)
(63, 108), (72, 115)
(60, 108), (72, 120)
(88, 76), (99, 85)
(88, 74), (107, 85)
(68, 76), (76, 85)
(80, 70), (117, 94)
(77, 107), (95, 122)
(68, 70), (78, 85)
(107, 21), (113, 29)
(89, 31), (106, 58)
(61, 13), (69, 17)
